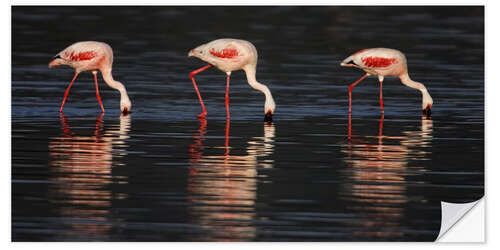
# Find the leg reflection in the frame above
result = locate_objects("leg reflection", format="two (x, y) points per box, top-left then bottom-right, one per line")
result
(342, 115), (432, 239)
(48, 114), (130, 240)
(187, 119), (276, 241)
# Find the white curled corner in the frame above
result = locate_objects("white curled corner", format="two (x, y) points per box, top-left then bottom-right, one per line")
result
(436, 198), (484, 241)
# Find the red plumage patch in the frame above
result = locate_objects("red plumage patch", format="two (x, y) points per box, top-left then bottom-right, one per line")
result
(69, 51), (98, 61)
(209, 47), (239, 58)
(361, 56), (397, 68)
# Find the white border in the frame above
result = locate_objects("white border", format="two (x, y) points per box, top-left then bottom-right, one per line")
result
(5, 1), (495, 249)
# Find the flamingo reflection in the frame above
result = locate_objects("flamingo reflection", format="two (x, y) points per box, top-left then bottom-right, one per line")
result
(342, 114), (433, 238)
(188, 118), (275, 241)
(48, 113), (131, 239)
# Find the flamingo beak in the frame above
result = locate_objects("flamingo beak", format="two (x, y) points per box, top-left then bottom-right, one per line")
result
(264, 110), (273, 122)
(423, 104), (432, 118)
(48, 59), (58, 68)
(122, 107), (130, 115)
(49, 56), (64, 68)
(340, 60), (356, 67)
(188, 49), (196, 57)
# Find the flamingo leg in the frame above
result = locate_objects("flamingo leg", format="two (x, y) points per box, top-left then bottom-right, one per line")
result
(348, 112), (352, 141)
(224, 115), (230, 156)
(59, 72), (79, 112)
(348, 73), (369, 113)
(225, 73), (231, 119)
(379, 79), (384, 113)
(377, 113), (385, 154)
(93, 71), (105, 113)
(347, 112), (353, 158)
(189, 64), (213, 118)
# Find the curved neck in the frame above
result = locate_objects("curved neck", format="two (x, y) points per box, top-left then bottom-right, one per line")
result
(400, 72), (433, 109)
(243, 64), (275, 114)
(101, 68), (131, 104)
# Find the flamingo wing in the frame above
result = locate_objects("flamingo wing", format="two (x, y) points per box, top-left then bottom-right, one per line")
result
(209, 45), (240, 59)
(206, 40), (245, 60)
(360, 56), (397, 68)
(342, 48), (399, 70)
(355, 48), (400, 69)
(58, 42), (103, 63)
(61, 49), (99, 62)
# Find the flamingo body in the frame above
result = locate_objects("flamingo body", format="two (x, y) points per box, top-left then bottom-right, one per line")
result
(190, 38), (257, 73)
(341, 48), (433, 117)
(49, 41), (131, 114)
(50, 41), (111, 73)
(188, 38), (276, 121)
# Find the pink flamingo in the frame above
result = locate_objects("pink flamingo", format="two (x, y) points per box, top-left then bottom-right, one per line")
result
(341, 48), (433, 117)
(188, 38), (276, 122)
(49, 41), (132, 114)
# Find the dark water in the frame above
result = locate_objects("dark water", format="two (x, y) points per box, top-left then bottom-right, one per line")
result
(12, 6), (484, 241)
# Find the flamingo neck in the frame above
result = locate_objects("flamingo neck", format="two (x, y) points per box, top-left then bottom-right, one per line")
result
(101, 68), (132, 112)
(243, 64), (276, 115)
(400, 72), (433, 110)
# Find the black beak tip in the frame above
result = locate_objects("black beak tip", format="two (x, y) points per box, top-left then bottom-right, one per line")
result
(264, 112), (273, 122)
(122, 108), (130, 116)
(422, 107), (431, 118)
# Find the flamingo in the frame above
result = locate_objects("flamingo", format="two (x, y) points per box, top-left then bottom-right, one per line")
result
(188, 38), (276, 122)
(49, 41), (132, 114)
(340, 48), (433, 117)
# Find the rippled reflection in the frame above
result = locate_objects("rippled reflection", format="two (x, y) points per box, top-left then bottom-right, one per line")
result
(342, 114), (433, 238)
(48, 113), (131, 240)
(187, 118), (275, 241)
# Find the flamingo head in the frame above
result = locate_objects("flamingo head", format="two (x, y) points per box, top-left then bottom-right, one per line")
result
(423, 103), (432, 118)
(264, 110), (273, 122)
(49, 54), (65, 68)
(264, 98), (275, 123)
(188, 44), (210, 60)
(422, 94), (433, 118)
(120, 96), (132, 115)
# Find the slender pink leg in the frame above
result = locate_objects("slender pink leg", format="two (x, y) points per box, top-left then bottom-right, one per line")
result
(59, 72), (79, 112)
(225, 73), (231, 119)
(379, 79), (384, 113)
(189, 64), (212, 118)
(224, 115), (230, 156)
(347, 112), (353, 158)
(93, 71), (105, 113)
(378, 113), (385, 149)
(348, 112), (352, 141)
(348, 73), (369, 113)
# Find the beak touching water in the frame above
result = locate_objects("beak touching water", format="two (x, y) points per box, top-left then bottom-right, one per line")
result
(122, 107), (130, 115)
(423, 104), (432, 118)
(264, 110), (273, 122)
